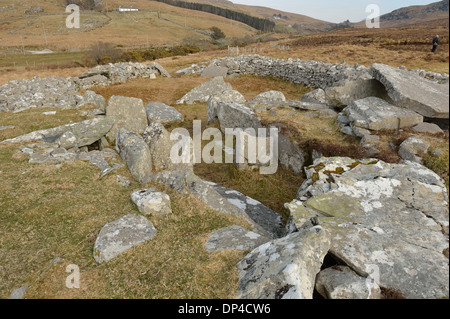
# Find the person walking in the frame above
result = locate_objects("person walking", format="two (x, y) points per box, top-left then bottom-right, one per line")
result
(431, 35), (440, 52)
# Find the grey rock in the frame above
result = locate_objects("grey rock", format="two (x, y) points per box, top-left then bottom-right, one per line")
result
(1, 117), (114, 147)
(283, 100), (330, 111)
(94, 214), (157, 264)
(115, 129), (153, 184)
(315, 266), (381, 299)
(300, 89), (327, 104)
(56, 131), (78, 149)
(236, 226), (331, 299)
(215, 101), (306, 175)
(211, 183), (287, 239)
(287, 157), (449, 299)
(207, 90), (246, 124)
(149, 62), (171, 78)
(398, 136), (431, 163)
(151, 170), (285, 239)
(216, 101), (261, 132)
(201, 65), (229, 78)
(145, 102), (184, 125)
(371, 63), (449, 118)
(324, 79), (390, 108)
(176, 77), (233, 105)
(0, 125), (14, 131)
(131, 188), (172, 217)
(344, 97), (423, 131)
(79, 150), (113, 177)
(252, 90), (286, 103)
(143, 122), (194, 172)
(318, 109), (338, 119)
(412, 122), (444, 134)
(80, 90), (106, 113)
(106, 96), (148, 143)
(204, 226), (270, 253)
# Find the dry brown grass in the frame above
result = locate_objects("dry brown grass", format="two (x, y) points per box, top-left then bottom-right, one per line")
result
(0, 138), (250, 299)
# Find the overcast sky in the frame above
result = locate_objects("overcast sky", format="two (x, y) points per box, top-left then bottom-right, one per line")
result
(231, 0), (440, 23)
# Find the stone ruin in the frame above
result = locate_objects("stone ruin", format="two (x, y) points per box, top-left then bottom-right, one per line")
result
(2, 56), (449, 299)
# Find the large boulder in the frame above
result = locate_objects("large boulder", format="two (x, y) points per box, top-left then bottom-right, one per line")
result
(93, 214), (157, 264)
(106, 96), (148, 143)
(1, 117), (114, 147)
(287, 157), (449, 299)
(236, 226), (331, 299)
(207, 90), (246, 124)
(324, 79), (390, 108)
(143, 122), (194, 172)
(115, 129), (153, 184)
(300, 89), (327, 104)
(371, 63), (449, 119)
(215, 101), (306, 175)
(176, 77), (233, 105)
(145, 102), (184, 125)
(343, 97), (423, 131)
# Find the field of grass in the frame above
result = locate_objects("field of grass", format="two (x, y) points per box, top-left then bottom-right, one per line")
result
(0, 73), (311, 299)
(0, 1), (449, 300)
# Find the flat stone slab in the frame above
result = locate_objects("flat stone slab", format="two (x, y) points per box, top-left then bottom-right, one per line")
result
(344, 97), (423, 130)
(210, 183), (287, 239)
(372, 63), (449, 119)
(204, 226), (270, 253)
(412, 122), (444, 134)
(1, 117), (114, 146)
(94, 214), (157, 264)
(145, 102), (184, 125)
(252, 90), (286, 103)
(176, 77), (232, 105)
(201, 65), (228, 78)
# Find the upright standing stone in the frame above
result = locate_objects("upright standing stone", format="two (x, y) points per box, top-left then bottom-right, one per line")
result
(115, 129), (153, 184)
(106, 96), (148, 143)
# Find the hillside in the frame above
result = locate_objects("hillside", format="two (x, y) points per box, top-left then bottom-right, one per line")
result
(354, 0), (449, 28)
(182, 0), (340, 34)
(0, 0), (256, 52)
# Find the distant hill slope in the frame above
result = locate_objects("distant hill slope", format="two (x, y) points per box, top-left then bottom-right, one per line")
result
(354, 0), (449, 28)
(187, 0), (340, 34)
(0, 0), (256, 51)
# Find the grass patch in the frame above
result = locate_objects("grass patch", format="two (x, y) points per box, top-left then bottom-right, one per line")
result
(0, 142), (250, 299)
